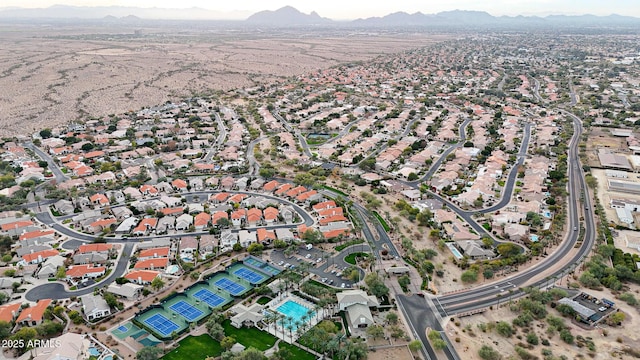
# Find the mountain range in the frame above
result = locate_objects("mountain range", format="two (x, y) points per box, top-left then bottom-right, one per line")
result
(1, 5), (639, 27)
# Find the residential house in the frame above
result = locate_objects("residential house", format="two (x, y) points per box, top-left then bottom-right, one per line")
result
(66, 264), (106, 280)
(22, 249), (59, 265)
(125, 270), (161, 285)
(106, 283), (143, 301)
(179, 236), (198, 260)
(504, 223), (529, 242)
(220, 230), (239, 249)
(80, 294), (111, 321)
(337, 290), (379, 329)
(17, 299), (52, 326)
(139, 247), (170, 260)
(246, 208), (262, 227)
(140, 184), (159, 197)
(115, 217), (138, 234)
(212, 211), (229, 227)
(263, 180), (280, 192)
(132, 218), (158, 236)
(156, 216), (176, 234)
(0, 302), (21, 323)
(160, 195), (182, 208)
(175, 213), (193, 231)
(280, 206), (296, 224)
(134, 257), (169, 270)
(52, 199), (75, 215)
(112, 206), (133, 221)
(199, 235), (216, 258)
(275, 228), (295, 243)
(210, 192), (230, 204)
(89, 193), (110, 207)
(171, 178), (188, 192)
(73, 253), (108, 265)
(238, 230), (257, 247)
(231, 209), (246, 227)
(36, 255), (65, 279)
(455, 240), (495, 260)
(263, 207), (279, 224)
(194, 212), (210, 230)
(257, 228), (275, 244)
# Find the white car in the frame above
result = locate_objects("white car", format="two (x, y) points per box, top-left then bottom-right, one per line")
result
(341, 283), (346, 288)
(305, 254), (312, 259)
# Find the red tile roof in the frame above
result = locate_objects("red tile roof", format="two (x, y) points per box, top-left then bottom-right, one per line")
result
(1, 220), (34, 232)
(257, 228), (276, 242)
(0, 302), (21, 323)
(77, 243), (113, 254)
(66, 264), (106, 278)
(17, 299), (51, 324)
(19, 229), (55, 241)
(274, 184), (292, 195)
(263, 207), (279, 221)
(139, 247), (170, 258)
(194, 212), (210, 227)
(160, 207), (185, 216)
(317, 207), (344, 218)
(263, 180), (280, 192)
(322, 229), (349, 239)
(22, 249), (59, 263)
(172, 179), (188, 189)
(318, 215), (348, 226)
(125, 270), (160, 283)
(231, 209), (246, 220)
(313, 201), (336, 211)
(134, 257), (169, 270)
(212, 211), (229, 224)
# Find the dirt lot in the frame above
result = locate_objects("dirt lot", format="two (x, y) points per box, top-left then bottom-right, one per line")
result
(368, 346), (415, 360)
(449, 285), (640, 360)
(0, 23), (448, 136)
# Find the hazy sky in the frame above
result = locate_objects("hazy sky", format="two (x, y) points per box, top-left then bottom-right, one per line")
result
(5, 0), (640, 19)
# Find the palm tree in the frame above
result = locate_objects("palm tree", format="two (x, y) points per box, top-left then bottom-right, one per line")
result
(264, 312), (276, 334)
(286, 323), (294, 342)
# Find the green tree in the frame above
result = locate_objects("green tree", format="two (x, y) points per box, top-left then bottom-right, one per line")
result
(151, 276), (165, 291)
(364, 272), (389, 298)
(386, 312), (399, 325)
(366, 324), (385, 339)
(408, 339), (422, 354)
(221, 336), (237, 351)
(407, 172), (419, 181)
(55, 266), (66, 279)
(461, 269), (478, 283)
(478, 345), (502, 360)
(496, 243), (520, 257)
(39, 128), (52, 139)
(607, 312), (625, 326)
(1, 254), (11, 263)
(247, 243), (264, 255)
(398, 275), (411, 291)
(496, 321), (513, 337)
(136, 346), (163, 360)
(0, 320), (11, 340)
(526, 332), (539, 345)
(559, 329), (574, 344)
(206, 321), (225, 340)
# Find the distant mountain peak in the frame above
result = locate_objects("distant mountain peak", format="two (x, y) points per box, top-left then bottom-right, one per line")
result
(245, 5), (331, 25)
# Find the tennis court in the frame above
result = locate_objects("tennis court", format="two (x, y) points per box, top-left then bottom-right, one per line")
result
(233, 267), (265, 284)
(192, 288), (227, 308)
(169, 300), (204, 322)
(244, 256), (282, 276)
(143, 313), (180, 337)
(214, 277), (247, 296)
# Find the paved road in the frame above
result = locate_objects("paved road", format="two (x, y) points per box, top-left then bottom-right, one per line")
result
(25, 242), (134, 300)
(25, 142), (69, 183)
(204, 112), (228, 162)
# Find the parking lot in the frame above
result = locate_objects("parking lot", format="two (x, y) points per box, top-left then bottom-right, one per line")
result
(572, 292), (615, 320)
(268, 245), (358, 289)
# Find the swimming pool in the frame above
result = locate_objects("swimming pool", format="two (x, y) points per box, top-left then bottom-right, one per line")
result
(530, 234), (539, 242)
(446, 243), (463, 260)
(88, 348), (100, 357)
(276, 300), (314, 325)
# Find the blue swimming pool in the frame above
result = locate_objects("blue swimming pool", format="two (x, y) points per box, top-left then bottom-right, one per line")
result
(276, 300), (314, 325)
(446, 243), (463, 259)
(88, 348), (100, 357)
(530, 234), (539, 242)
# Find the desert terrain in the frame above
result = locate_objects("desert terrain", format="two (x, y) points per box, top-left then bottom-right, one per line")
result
(0, 21), (447, 136)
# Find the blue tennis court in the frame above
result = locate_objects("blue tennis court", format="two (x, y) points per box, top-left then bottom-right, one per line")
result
(234, 267), (265, 283)
(117, 325), (128, 332)
(143, 313), (180, 337)
(214, 278), (246, 296)
(193, 288), (226, 307)
(169, 300), (204, 322)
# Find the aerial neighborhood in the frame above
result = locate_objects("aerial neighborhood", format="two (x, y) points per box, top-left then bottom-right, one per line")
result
(0, 5), (639, 360)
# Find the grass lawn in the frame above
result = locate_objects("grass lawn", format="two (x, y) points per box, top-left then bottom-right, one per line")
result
(222, 319), (277, 351)
(162, 334), (222, 360)
(344, 252), (369, 265)
(257, 296), (272, 305)
(278, 342), (316, 360)
(372, 211), (390, 231)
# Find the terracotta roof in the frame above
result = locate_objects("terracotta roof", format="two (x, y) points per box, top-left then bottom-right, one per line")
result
(160, 207), (185, 216)
(322, 229), (349, 239)
(17, 299), (51, 324)
(257, 228), (276, 242)
(125, 270), (160, 283)
(66, 264), (106, 278)
(211, 192), (230, 202)
(228, 194), (247, 203)
(139, 247), (170, 258)
(90, 194), (110, 204)
(1, 220), (34, 232)
(0, 302), (21, 323)
(275, 184), (292, 195)
(194, 212), (210, 227)
(246, 208), (262, 223)
(212, 211), (229, 224)
(77, 243), (113, 254)
(231, 209), (246, 220)
(319, 215), (348, 226)
(172, 179), (187, 188)
(89, 218), (117, 229)
(263, 180), (280, 192)
(22, 249), (59, 263)
(140, 185), (158, 194)
(19, 229), (55, 241)
(296, 190), (318, 202)
(317, 207), (344, 218)
(313, 201), (336, 211)
(263, 207), (279, 221)
(134, 257), (169, 269)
